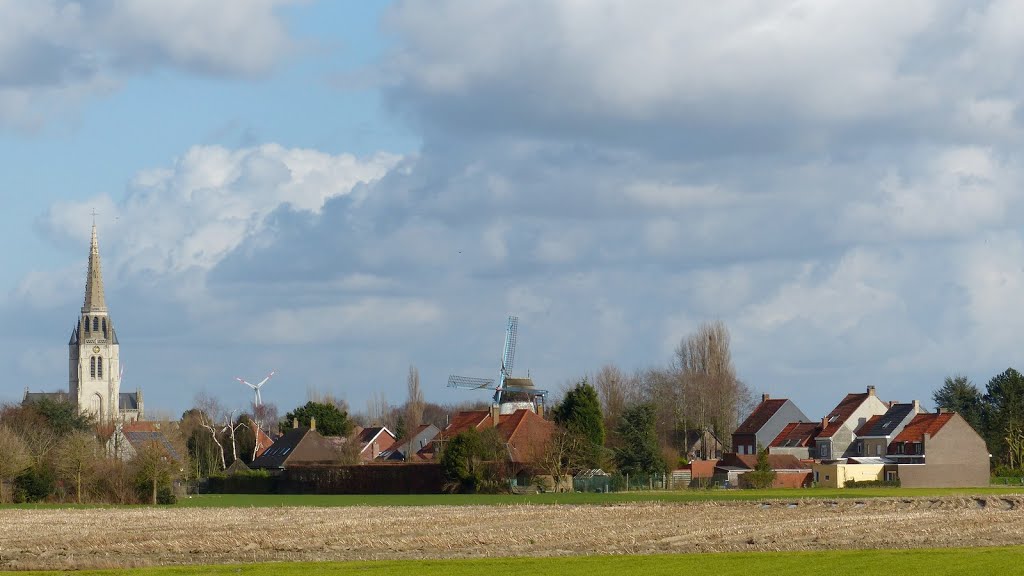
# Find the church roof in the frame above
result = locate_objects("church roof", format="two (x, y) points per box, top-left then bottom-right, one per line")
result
(119, 392), (140, 411)
(82, 223), (107, 313)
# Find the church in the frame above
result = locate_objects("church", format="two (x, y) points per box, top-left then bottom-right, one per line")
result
(24, 223), (143, 421)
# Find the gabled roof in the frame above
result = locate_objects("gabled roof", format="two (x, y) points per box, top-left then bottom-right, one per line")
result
(419, 409), (554, 464)
(379, 424), (439, 461)
(891, 413), (955, 445)
(818, 392), (870, 438)
(769, 422), (821, 448)
(23, 391), (69, 404)
(858, 403), (917, 437)
(251, 427), (311, 469)
(119, 392), (140, 411)
(734, 399), (790, 435)
(356, 426), (396, 448)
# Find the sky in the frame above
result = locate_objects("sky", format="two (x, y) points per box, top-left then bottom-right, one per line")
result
(2, 0), (1024, 421)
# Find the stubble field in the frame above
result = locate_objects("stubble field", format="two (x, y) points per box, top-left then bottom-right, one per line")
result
(2, 495), (1024, 571)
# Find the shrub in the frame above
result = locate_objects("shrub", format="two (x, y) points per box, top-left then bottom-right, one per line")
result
(156, 486), (177, 505)
(846, 478), (901, 488)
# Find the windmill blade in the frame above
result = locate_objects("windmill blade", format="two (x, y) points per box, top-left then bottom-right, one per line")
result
(448, 375), (496, 390)
(236, 377), (257, 390)
(502, 315), (518, 373)
(256, 370), (275, 388)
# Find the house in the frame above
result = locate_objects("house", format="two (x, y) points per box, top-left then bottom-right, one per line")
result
(713, 453), (812, 488)
(887, 410), (989, 487)
(421, 405), (555, 485)
(812, 459), (891, 488)
(732, 394), (809, 455)
(378, 424), (440, 462)
(250, 418), (341, 471)
(814, 386), (889, 460)
(106, 421), (182, 462)
(853, 401), (922, 458)
(768, 421), (822, 459)
(354, 426), (397, 462)
(680, 427), (725, 460)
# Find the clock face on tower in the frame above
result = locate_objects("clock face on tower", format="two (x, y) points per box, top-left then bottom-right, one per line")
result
(92, 346), (100, 354)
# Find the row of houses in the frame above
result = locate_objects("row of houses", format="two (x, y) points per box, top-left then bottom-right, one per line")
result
(723, 386), (990, 487)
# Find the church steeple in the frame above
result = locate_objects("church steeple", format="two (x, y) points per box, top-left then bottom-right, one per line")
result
(82, 222), (107, 313)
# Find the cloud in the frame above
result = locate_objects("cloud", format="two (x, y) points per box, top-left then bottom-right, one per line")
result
(0, 0), (297, 128)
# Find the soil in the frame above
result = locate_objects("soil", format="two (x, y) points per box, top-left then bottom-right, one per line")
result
(2, 496), (1023, 570)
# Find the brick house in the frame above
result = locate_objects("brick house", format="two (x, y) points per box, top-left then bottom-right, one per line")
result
(814, 386), (889, 460)
(888, 411), (990, 487)
(854, 401), (922, 458)
(768, 421), (822, 459)
(732, 394), (809, 455)
(251, 419), (341, 470)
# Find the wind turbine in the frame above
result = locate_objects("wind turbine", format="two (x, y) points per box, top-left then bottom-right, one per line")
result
(236, 371), (275, 407)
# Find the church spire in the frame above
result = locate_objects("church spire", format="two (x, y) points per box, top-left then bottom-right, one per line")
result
(82, 222), (107, 313)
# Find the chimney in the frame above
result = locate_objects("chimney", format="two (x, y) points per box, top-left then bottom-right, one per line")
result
(912, 399), (920, 413)
(536, 401), (544, 419)
(867, 385), (876, 396)
(821, 416), (828, 428)
(310, 417), (316, 431)
(490, 403), (500, 427)
(761, 393), (770, 403)
(293, 417), (299, 429)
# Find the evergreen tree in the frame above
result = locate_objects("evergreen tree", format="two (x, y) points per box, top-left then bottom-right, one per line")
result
(282, 401), (354, 437)
(933, 375), (984, 432)
(984, 368), (1024, 465)
(614, 404), (665, 476)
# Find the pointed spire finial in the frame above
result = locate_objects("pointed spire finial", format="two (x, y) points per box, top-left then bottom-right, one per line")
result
(83, 220), (107, 313)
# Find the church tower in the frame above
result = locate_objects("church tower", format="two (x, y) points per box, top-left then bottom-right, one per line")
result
(69, 223), (122, 421)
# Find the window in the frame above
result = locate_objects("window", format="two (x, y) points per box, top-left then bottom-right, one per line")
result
(84, 316), (90, 333)
(914, 442), (922, 455)
(886, 471), (898, 482)
(92, 317), (99, 332)
(875, 445), (881, 456)
(102, 318), (107, 338)
(856, 441), (863, 455)
(97, 356), (103, 378)
(824, 475), (830, 481)
(90, 356), (96, 378)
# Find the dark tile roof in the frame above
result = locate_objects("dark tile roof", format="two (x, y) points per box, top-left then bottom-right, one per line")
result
(734, 399), (789, 435)
(769, 422), (821, 447)
(891, 413), (955, 445)
(251, 427), (310, 469)
(818, 393), (870, 438)
(119, 392), (140, 411)
(858, 403), (916, 437)
(24, 391), (69, 404)
(124, 430), (182, 462)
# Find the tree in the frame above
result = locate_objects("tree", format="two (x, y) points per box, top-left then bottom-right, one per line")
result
(553, 378), (605, 447)
(0, 426), (31, 503)
(439, 427), (507, 493)
(984, 368), (1024, 464)
(614, 404), (666, 476)
(594, 365), (638, 447)
(282, 401), (353, 437)
(744, 445), (777, 489)
(56, 431), (101, 504)
(190, 394), (227, 472)
(133, 440), (179, 505)
(933, 375), (984, 432)
(404, 365), (425, 437)
(537, 428), (586, 491)
(30, 397), (94, 436)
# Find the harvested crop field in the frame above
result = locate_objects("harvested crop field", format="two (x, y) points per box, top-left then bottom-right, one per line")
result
(2, 496), (1023, 571)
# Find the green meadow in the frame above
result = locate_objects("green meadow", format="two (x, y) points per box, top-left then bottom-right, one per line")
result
(171, 486), (1024, 508)
(6, 547), (1021, 576)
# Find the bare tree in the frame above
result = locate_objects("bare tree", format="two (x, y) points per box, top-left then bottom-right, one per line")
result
(537, 428), (585, 491)
(133, 440), (178, 505)
(404, 365), (425, 436)
(193, 393), (227, 471)
(366, 391), (390, 427)
(56, 431), (101, 504)
(0, 425), (31, 503)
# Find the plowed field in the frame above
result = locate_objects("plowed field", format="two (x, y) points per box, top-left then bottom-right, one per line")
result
(2, 496), (1022, 571)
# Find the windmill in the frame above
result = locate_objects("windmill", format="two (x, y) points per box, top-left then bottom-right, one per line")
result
(236, 370), (275, 407)
(448, 315), (548, 408)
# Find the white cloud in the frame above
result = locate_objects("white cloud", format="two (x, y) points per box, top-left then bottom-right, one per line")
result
(0, 0), (297, 128)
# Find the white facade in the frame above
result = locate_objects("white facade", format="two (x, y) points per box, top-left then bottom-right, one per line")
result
(68, 224), (125, 422)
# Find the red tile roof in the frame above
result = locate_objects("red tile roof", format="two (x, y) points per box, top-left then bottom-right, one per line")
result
(855, 415), (883, 436)
(817, 393), (870, 438)
(721, 453), (809, 470)
(769, 422), (820, 447)
(420, 409), (554, 464)
(734, 399), (789, 435)
(891, 413), (954, 444)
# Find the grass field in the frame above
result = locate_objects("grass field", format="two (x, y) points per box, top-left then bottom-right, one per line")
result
(6, 547), (1021, 576)
(171, 486), (1024, 508)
